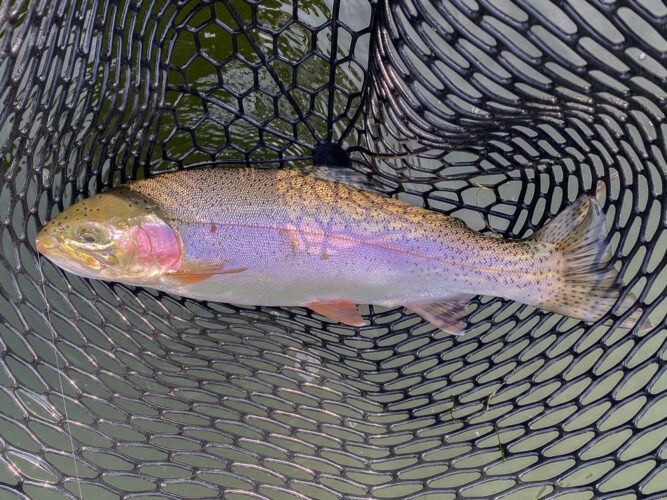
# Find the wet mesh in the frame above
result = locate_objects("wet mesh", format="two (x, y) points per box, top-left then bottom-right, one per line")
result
(0, 0), (665, 499)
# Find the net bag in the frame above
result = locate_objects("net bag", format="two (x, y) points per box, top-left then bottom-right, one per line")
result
(0, 0), (665, 499)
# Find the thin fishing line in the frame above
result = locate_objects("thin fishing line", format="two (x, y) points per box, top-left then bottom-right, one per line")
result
(38, 253), (83, 499)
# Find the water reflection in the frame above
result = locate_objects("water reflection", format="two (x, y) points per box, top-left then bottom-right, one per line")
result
(161, 0), (370, 163)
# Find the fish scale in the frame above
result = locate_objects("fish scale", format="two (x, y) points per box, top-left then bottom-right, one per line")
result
(127, 169), (555, 303)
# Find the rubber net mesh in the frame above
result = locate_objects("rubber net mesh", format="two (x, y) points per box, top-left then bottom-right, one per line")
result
(0, 0), (665, 498)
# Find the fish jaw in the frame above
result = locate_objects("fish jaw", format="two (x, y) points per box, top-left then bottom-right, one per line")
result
(36, 230), (106, 279)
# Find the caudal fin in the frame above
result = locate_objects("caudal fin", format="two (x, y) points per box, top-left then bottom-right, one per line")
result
(529, 190), (651, 330)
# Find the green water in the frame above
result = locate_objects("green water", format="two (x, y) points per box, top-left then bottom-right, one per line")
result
(152, 0), (368, 170)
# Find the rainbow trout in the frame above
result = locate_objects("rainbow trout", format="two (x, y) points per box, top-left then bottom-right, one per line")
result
(35, 168), (648, 332)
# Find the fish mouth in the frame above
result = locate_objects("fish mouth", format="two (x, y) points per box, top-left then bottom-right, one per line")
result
(36, 230), (105, 276)
(35, 230), (58, 255)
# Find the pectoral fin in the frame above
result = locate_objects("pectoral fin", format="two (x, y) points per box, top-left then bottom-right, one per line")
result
(406, 295), (473, 335)
(167, 266), (248, 286)
(308, 300), (367, 327)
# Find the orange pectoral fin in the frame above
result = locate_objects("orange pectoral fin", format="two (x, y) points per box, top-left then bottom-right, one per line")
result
(167, 266), (248, 286)
(308, 301), (367, 327)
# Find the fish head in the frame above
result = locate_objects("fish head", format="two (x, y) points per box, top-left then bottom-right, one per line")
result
(36, 187), (181, 283)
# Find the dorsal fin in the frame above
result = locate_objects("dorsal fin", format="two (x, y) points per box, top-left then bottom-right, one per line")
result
(299, 166), (386, 194)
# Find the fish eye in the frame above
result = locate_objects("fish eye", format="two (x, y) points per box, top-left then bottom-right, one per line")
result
(76, 224), (107, 245)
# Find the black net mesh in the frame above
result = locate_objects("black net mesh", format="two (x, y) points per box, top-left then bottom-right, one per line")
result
(0, 0), (665, 498)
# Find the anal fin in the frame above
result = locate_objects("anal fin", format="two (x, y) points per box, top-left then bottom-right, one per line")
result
(308, 300), (366, 327)
(406, 295), (473, 335)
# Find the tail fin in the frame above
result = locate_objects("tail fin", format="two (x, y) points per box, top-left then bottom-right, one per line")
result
(529, 191), (651, 330)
